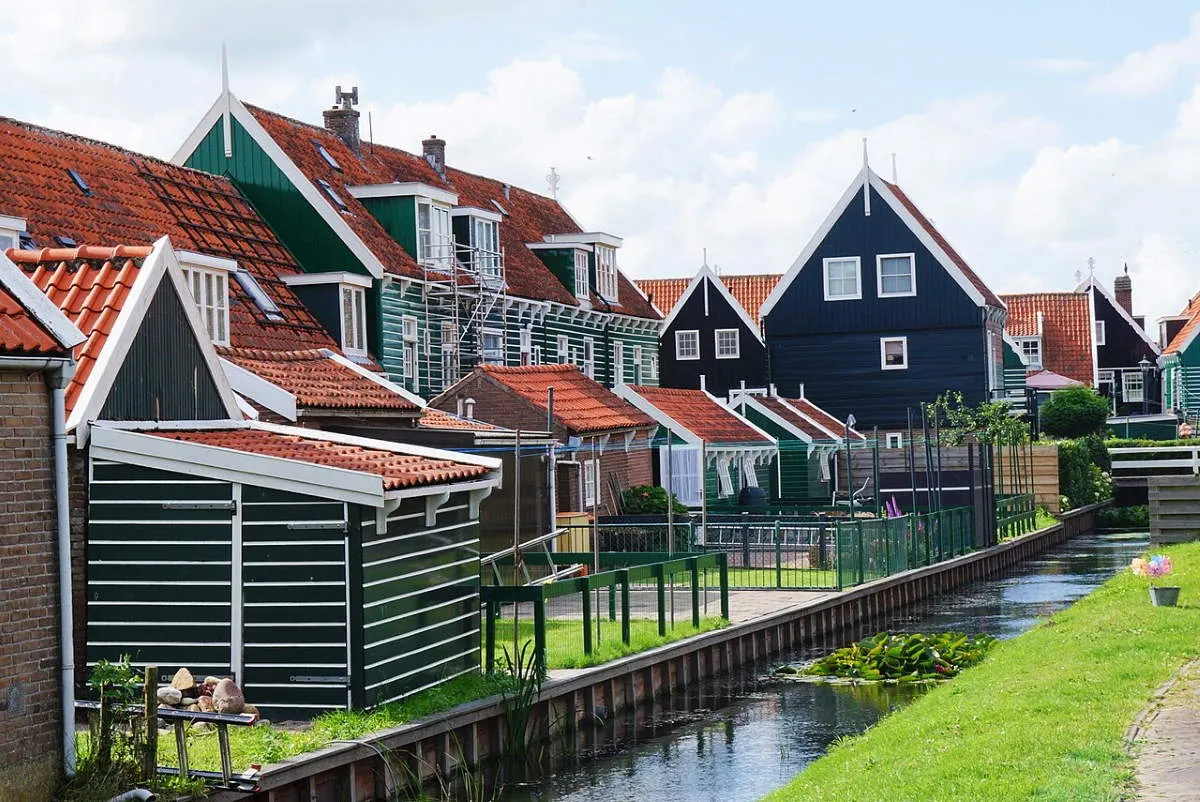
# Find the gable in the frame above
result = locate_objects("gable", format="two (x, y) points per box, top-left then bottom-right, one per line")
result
(1092, 286), (1158, 368)
(764, 184), (984, 339)
(664, 276), (759, 339)
(100, 278), (228, 420)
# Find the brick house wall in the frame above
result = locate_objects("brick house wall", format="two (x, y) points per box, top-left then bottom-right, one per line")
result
(558, 445), (654, 517)
(0, 370), (62, 800)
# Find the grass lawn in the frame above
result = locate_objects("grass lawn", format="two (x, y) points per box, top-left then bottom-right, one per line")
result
(763, 541), (1200, 802)
(490, 615), (729, 670)
(724, 567), (837, 589)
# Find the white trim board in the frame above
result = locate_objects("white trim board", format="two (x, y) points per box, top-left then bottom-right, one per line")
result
(347, 182), (458, 206)
(281, 271), (373, 289)
(0, 251), (86, 349)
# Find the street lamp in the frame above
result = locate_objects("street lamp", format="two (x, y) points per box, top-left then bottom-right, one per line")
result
(1138, 357), (1153, 416)
(845, 414), (857, 519)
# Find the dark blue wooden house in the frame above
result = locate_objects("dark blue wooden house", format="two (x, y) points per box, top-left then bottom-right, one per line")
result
(1077, 268), (1161, 416)
(760, 164), (1007, 434)
(641, 264), (773, 397)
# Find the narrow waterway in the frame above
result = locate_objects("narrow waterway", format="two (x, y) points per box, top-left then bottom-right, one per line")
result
(500, 531), (1147, 802)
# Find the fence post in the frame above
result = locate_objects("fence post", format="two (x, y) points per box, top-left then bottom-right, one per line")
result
(775, 521), (783, 589)
(718, 552), (730, 620)
(741, 513), (751, 568)
(142, 664), (158, 781)
(856, 520), (865, 585)
(619, 568), (631, 645)
(533, 596), (547, 676)
(608, 580), (617, 622)
(689, 557), (701, 628)
(485, 599), (496, 674)
(654, 564), (667, 636)
(581, 582), (593, 656)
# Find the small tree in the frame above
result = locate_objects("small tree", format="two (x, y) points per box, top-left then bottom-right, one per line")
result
(1040, 387), (1110, 438)
(620, 485), (687, 515)
(927, 391), (1028, 445)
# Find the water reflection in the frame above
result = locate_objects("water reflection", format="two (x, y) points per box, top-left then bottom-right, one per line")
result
(500, 532), (1146, 802)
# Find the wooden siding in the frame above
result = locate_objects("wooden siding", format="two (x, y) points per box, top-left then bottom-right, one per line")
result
(359, 493), (481, 707)
(768, 326), (988, 430)
(100, 279), (227, 421)
(1092, 287), (1161, 414)
(360, 196), (418, 257)
(738, 406), (829, 502)
(660, 275), (767, 396)
(1149, 476), (1200, 544)
(184, 119), (369, 276)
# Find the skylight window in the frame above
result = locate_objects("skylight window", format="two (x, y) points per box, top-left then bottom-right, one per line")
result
(314, 141), (342, 172)
(233, 270), (284, 321)
(66, 169), (92, 196)
(316, 179), (349, 211)
(55, 235), (77, 248)
(490, 199), (509, 216)
(18, 233), (35, 250)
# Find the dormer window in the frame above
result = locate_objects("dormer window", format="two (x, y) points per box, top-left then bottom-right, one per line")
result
(473, 217), (501, 283)
(1016, 337), (1042, 369)
(341, 284), (367, 355)
(282, 271), (372, 358)
(574, 249), (590, 298)
(417, 199), (452, 268)
(596, 245), (618, 300)
(0, 214), (27, 252)
(179, 251), (234, 346)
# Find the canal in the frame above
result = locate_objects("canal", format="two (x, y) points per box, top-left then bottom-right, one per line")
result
(500, 530), (1147, 802)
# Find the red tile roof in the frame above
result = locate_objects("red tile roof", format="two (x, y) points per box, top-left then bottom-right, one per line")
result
(479, 364), (654, 434)
(1165, 293), (1200, 355)
(626, 385), (772, 445)
(0, 116), (342, 355)
(6, 246), (151, 412)
(146, 427), (490, 490)
(418, 407), (503, 431)
(756, 395), (865, 441)
(245, 105), (658, 319)
(883, 180), (1004, 309)
(1001, 292), (1093, 385)
(637, 273), (782, 327)
(0, 285), (66, 355)
(220, 348), (419, 411)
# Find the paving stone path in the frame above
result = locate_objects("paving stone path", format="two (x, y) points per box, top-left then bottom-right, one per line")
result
(1132, 658), (1200, 801)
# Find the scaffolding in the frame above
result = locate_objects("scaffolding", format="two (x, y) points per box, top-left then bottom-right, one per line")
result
(420, 228), (507, 393)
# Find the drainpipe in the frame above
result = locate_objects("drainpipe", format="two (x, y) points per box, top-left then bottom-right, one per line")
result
(48, 362), (76, 776)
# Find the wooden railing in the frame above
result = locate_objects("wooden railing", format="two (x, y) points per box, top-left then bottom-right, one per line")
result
(1109, 446), (1200, 480)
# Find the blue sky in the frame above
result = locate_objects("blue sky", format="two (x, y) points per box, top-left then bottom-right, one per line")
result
(2, 1), (1200, 325)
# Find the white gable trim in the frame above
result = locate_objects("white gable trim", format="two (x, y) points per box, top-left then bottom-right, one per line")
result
(659, 264), (763, 343)
(220, 358), (298, 421)
(729, 393), (814, 446)
(1075, 276), (1162, 356)
(0, 252), (86, 349)
(777, 398), (845, 440)
(760, 167), (994, 321)
(321, 349), (426, 407)
(612, 384), (702, 448)
(69, 238), (244, 444)
(348, 182), (458, 206)
(172, 91), (387, 280)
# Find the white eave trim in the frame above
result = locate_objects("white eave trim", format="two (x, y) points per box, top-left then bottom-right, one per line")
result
(545, 232), (623, 248)
(0, 252), (86, 349)
(281, 271), (373, 289)
(526, 242), (594, 253)
(729, 393), (813, 444)
(219, 358), (298, 421)
(347, 182), (459, 207)
(177, 251), (238, 273)
(451, 206), (502, 223)
(320, 348), (426, 407)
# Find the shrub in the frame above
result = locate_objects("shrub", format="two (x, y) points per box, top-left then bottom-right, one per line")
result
(620, 484), (687, 515)
(1096, 505), (1149, 529)
(1057, 437), (1113, 510)
(1040, 387), (1110, 438)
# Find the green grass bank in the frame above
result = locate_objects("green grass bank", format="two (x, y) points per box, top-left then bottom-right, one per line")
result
(764, 541), (1200, 802)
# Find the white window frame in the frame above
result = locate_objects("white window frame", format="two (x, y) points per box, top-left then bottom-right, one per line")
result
(473, 217), (502, 283)
(714, 328), (740, 360)
(675, 330), (700, 361)
(401, 315), (418, 381)
(339, 284), (368, 356)
(582, 336), (595, 379)
(574, 249), (591, 299)
(885, 433), (903, 449)
(482, 328), (504, 365)
(0, 214), (25, 252)
(416, 199), (452, 268)
(583, 459), (597, 508)
(1017, 337), (1042, 369)
(631, 344), (643, 384)
(519, 326), (533, 366)
(1095, 320), (1106, 346)
(441, 321), (459, 389)
(876, 253), (917, 298)
(531, 344), (542, 365)
(1122, 370), (1144, 403)
(823, 257), (862, 301)
(647, 353), (659, 381)
(556, 334), (570, 362)
(181, 262), (231, 346)
(595, 245), (618, 301)
(880, 336), (908, 370)
(613, 340), (624, 384)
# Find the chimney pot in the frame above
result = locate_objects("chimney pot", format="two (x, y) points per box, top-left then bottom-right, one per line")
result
(1114, 264), (1133, 315)
(323, 85), (361, 156)
(423, 135), (447, 177)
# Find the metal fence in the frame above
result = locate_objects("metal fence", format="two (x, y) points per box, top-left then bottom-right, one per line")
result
(995, 493), (1037, 540)
(480, 552), (729, 676)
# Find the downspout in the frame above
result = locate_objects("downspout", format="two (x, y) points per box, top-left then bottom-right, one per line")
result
(49, 362), (76, 776)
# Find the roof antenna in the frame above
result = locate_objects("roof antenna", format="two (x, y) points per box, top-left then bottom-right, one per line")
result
(862, 137), (871, 217)
(368, 111), (374, 157)
(891, 152), (898, 184)
(546, 167), (560, 200)
(221, 44), (233, 158)
(702, 247), (708, 268)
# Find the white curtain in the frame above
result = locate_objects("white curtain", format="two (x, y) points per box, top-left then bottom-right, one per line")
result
(659, 446), (702, 507)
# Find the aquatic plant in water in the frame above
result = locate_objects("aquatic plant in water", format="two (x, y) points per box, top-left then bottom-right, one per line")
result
(788, 632), (997, 683)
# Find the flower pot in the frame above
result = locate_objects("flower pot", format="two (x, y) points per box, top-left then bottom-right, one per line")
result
(1150, 586), (1181, 607)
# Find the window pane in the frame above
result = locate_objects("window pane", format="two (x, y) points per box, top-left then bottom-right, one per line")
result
(883, 339), (906, 367)
(827, 260), (858, 297)
(879, 256), (913, 294)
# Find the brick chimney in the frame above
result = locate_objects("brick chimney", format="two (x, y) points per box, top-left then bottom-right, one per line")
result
(1114, 263), (1133, 315)
(423, 135), (446, 177)
(323, 85), (361, 156)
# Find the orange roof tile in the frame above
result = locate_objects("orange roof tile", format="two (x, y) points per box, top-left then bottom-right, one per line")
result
(627, 385), (772, 445)
(246, 105), (658, 320)
(883, 180), (1003, 309)
(638, 274), (782, 327)
(418, 407), (504, 431)
(1000, 292), (1093, 385)
(0, 116), (343, 355)
(6, 246), (150, 413)
(221, 347), (418, 411)
(479, 364), (654, 434)
(0, 284), (66, 355)
(146, 427), (489, 490)
(635, 277), (689, 318)
(1165, 293), (1200, 355)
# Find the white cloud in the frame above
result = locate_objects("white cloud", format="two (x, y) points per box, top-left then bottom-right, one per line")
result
(1024, 57), (1094, 75)
(1089, 13), (1200, 95)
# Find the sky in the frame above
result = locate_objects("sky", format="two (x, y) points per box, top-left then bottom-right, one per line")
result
(2, 1), (1200, 327)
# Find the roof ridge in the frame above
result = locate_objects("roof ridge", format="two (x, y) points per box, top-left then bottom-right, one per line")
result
(222, 346), (329, 362)
(5, 245), (153, 264)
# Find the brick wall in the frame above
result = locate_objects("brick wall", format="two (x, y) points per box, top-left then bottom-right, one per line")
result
(558, 442), (654, 517)
(0, 370), (62, 800)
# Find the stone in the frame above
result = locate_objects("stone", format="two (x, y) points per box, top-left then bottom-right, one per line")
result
(212, 678), (245, 714)
(170, 667), (195, 692)
(203, 676), (221, 686)
(181, 697), (197, 706)
(186, 704), (201, 712)
(197, 696), (215, 713)
(156, 686), (182, 706)
(242, 704), (260, 723)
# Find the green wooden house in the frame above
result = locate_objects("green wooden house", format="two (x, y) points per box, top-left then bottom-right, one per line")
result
(173, 86), (661, 400)
(1161, 292), (1200, 418)
(15, 239), (501, 719)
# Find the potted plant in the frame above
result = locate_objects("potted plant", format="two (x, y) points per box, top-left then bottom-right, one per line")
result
(1131, 554), (1179, 607)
